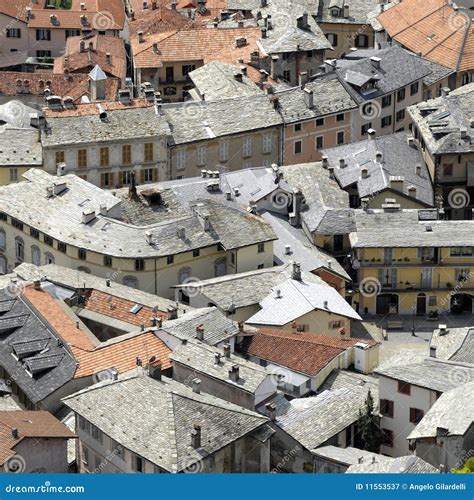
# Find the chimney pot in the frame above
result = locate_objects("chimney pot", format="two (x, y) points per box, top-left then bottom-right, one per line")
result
(196, 324), (204, 341)
(192, 378), (201, 394)
(223, 343), (231, 358)
(11, 428), (18, 439)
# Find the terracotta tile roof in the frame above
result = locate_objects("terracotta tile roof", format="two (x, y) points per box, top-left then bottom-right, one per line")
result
(131, 26), (262, 68)
(129, 3), (194, 33)
(0, 410), (75, 466)
(0, 1), (31, 22)
(0, 71), (119, 103)
(377, 0), (474, 71)
(53, 35), (127, 82)
(26, 0), (126, 30)
(82, 289), (167, 326)
(21, 286), (171, 379)
(241, 329), (377, 376)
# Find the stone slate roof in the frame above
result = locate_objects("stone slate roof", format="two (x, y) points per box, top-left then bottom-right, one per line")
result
(346, 455), (439, 473)
(0, 289), (76, 405)
(164, 94), (282, 145)
(189, 61), (263, 100)
(321, 45), (432, 103)
(319, 368), (379, 395)
(63, 375), (268, 473)
(322, 131), (434, 206)
(260, 211), (350, 280)
(172, 264), (325, 311)
(408, 381), (474, 440)
(344, 47), (455, 87)
(273, 386), (370, 450)
(350, 209), (474, 248)
(316, 0), (381, 25)
(41, 106), (171, 148)
(279, 163), (354, 235)
(246, 277), (362, 326)
(409, 83), (474, 155)
(375, 357), (474, 393)
(431, 327), (474, 365)
(313, 445), (389, 466)
(0, 129), (42, 167)
(0, 170), (276, 258)
(161, 307), (240, 346)
(170, 340), (271, 394)
(275, 77), (357, 124)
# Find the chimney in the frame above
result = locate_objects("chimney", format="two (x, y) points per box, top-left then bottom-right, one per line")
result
(11, 428), (18, 440)
(265, 402), (276, 421)
(260, 69), (269, 83)
(196, 324), (204, 341)
(367, 128), (376, 140)
(171, 0), (177, 10)
(299, 71), (308, 88)
(304, 88), (314, 109)
(361, 168), (369, 179)
(343, 4), (349, 18)
(270, 55), (279, 80)
(80, 2), (85, 9)
(339, 158), (346, 168)
(152, 42), (159, 54)
(285, 244), (291, 255)
(33, 280), (42, 290)
(105, 52), (111, 65)
(441, 87), (450, 97)
(370, 57), (381, 69)
(321, 156), (328, 168)
(167, 306), (178, 320)
(375, 151), (383, 163)
(82, 210), (96, 224)
(214, 353), (221, 365)
(234, 72), (243, 82)
(291, 261), (302, 281)
(145, 231), (153, 245)
(261, 27), (267, 38)
(192, 378), (201, 394)
(138, 31), (144, 43)
(149, 361), (162, 381)
(223, 343), (231, 358)
(228, 365), (239, 382)
(430, 346), (437, 358)
(191, 424), (201, 448)
(240, 65), (247, 76)
(297, 12), (308, 30)
(152, 0), (157, 9)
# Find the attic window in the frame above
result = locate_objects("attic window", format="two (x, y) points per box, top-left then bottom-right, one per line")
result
(425, 225), (433, 232)
(130, 304), (143, 314)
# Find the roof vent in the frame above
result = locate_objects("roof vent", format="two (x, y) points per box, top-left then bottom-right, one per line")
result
(82, 210), (96, 224)
(425, 225), (433, 232)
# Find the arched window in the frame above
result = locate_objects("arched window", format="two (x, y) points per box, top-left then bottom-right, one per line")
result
(123, 276), (138, 289)
(31, 245), (41, 266)
(0, 230), (5, 250)
(15, 237), (24, 262)
(214, 257), (227, 277)
(44, 252), (55, 265)
(77, 266), (91, 274)
(178, 267), (192, 285)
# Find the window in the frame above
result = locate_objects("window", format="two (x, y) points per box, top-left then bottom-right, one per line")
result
(219, 142), (229, 162)
(143, 168), (154, 183)
(91, 424), (103, 443)
(164, 87), (177, 96)
(263, 133), (272, 154)
(315, 136), (323, 149)
(82, 445), (89, 465)
(257, 242), (265, 253)
(15, 237), (24, 261)
(316, 118), (324, 127)
(382, 429), (394, 447)
(306, 50), (313, 58)
(144, 143), (154, 162)
(396, 88), (406, 102)
(355, 34), (369, 48)
(100, 147), (109, 167)
(65, 29), (81, 38)
(381, 116), (392, 128)
(9, 168), (18, 182)
(398, 381), (411, 395)
(167, 255), (174, 265)
(396, 109), (405, 122)
(31, 246), (41, 266)
(176, 149), (186, 170)
(409, 408), (424, 424)
(36, 50), (51, 58)
(45, 252), (55, 265)
(336, 113), (345, 122)
(243, 137), (252, 157)
(100, 172), (112, 188)
(193, 249), (200, 257)
(78, 248), (87, 261)
(337, 131), (344, 145)
(361, 123), (372, 136)
(283, 70), (291, 82)
(197, 145), (207, 166)
(450, 246), (473, 256)
(122, 144), (132, 165)
(410, 82), (419, 95)
(78, 149), (88, 169)
(36, 29), (51, 41)
(132, 455), (144, 473)
(182, 64), (196, 76)
(443, 164), (453, 176)
(0, 230), (6, 250)
(30, 227), (39, 240)
(55, 151), (65, 165)
(11, 218), (23, 231)
(135, 259), (145, 271)
(104, 255), (112, 267)
(382, 95), (391, 108)
(6, 28), (21, 38)
(58, 242), (67, 253)
(326, 33), (338, 46)
(294, 140), (302, 154)
(120, 170), (132, 186)
(294, 123), (302, 132)
(230, 252), (235, 265)
(380, 399), (394, 418)
(123, 276), (138, 288)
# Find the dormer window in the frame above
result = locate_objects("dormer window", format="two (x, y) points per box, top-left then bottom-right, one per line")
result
(331, 8), (340, 17)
